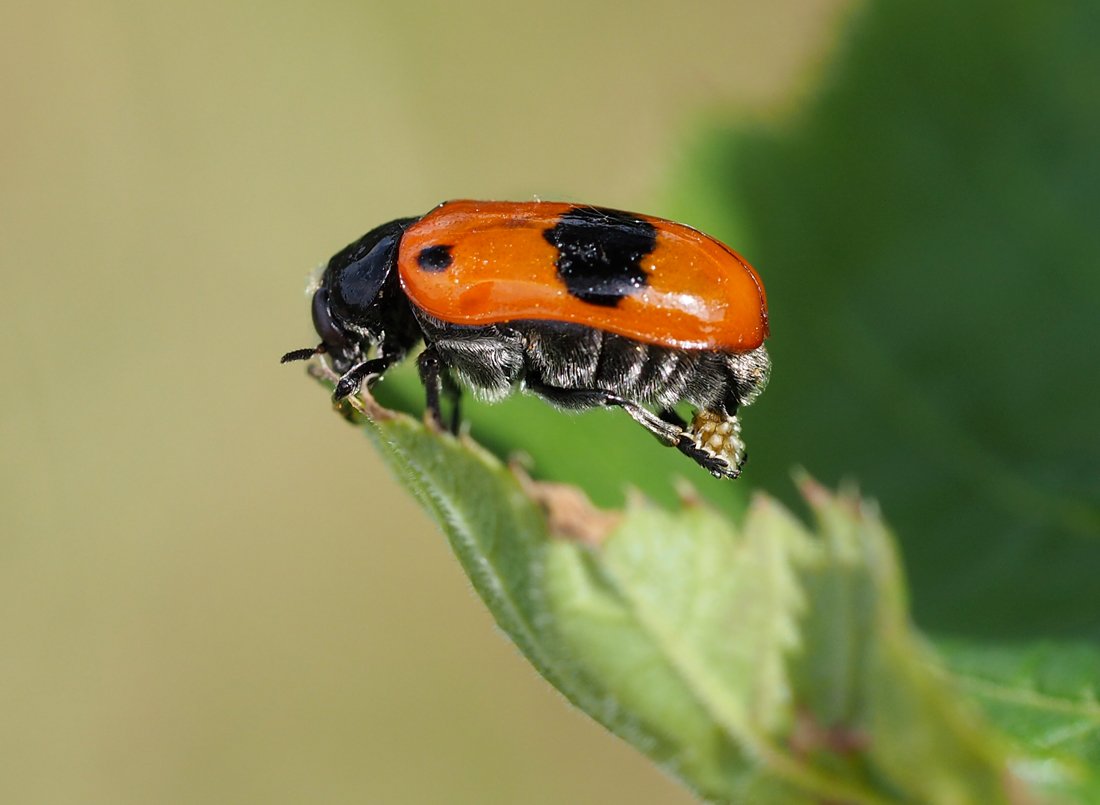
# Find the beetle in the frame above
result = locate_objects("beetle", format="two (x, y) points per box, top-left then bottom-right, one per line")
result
(282, 200), (770, 479)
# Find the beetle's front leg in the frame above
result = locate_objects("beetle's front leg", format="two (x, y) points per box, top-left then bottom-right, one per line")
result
(333, 352), (403, 402)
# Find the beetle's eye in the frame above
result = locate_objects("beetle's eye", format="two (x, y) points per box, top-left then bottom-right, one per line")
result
(311, 289), (349, 350)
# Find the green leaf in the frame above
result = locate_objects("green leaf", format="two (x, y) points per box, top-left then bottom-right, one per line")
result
(320, 386), (1092, 802)
(666, 0), (1100, 639)
(937, 638), (1100, 799)
(541, 498), (814, 800)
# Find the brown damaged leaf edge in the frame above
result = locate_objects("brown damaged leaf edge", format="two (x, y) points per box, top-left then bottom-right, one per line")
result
(510, 460), (622, 545)
(789, 708), (870, 758)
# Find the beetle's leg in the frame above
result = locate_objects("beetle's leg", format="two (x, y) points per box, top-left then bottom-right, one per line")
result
(526, 379), (678, 441)
(722, 390), (741, 417)
(525, 379), (744, 479)
(659, 408), (687, 428)
(607, 394), (684, 445)
(417, 345), (448, 430)
(333, 355), (399, 402)
(416, 346), (464, 433)
(441, 372), (462, 434)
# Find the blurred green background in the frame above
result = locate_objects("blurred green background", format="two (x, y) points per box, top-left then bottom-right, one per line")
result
(0, 1), (845, 802)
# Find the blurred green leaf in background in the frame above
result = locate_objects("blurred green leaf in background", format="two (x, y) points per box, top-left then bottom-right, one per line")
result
(667, 0), (1100, 639)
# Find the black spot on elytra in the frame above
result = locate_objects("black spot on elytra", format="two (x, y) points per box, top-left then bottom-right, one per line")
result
(543, 207), (657, 307)
(417, 244), (454, 272)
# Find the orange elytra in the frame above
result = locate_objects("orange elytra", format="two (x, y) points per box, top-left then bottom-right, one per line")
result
(397, 200), (768, 351)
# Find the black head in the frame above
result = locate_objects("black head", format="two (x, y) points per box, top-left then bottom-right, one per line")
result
(281, 218), (415, 372)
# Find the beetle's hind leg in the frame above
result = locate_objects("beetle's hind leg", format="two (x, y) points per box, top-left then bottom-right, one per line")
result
(525, 379), (676, 439)
(525, 380), (745, 479)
